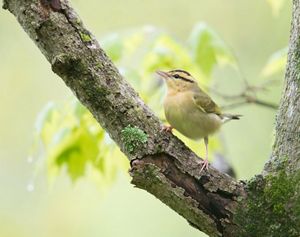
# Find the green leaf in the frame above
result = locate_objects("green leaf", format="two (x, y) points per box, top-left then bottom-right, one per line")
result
(51, 128), (100, 181)
(188, 22), (236, 76)
(261, 47), (287, 77)
(55, 144), (84, 181)
(32, 98), (124, 183)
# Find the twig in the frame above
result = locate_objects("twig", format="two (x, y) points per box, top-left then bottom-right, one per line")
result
(207, 78), (279, 110)
(209, 45), (280, 110)
(221, 98), (278, 110)
(250, 98), (278, 109)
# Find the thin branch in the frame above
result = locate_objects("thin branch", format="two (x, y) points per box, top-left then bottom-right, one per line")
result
(207, 78), (279, 110)
(220, 96), (278, 110)
(250, 98), (278, 109)
(207, 42), (280, 111)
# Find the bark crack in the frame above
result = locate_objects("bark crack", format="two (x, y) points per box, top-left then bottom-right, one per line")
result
(130, 154), (243, 235)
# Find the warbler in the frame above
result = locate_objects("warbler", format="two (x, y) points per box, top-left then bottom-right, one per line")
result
(157, 69), (240, 172)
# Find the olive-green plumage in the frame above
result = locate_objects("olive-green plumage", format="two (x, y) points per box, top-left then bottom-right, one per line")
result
(157, 69), (240, 171)
(164, 88), (222, 139)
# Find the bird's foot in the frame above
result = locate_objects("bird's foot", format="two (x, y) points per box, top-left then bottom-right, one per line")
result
(161, 125), (173, 133)
(199, 159), (209, 173)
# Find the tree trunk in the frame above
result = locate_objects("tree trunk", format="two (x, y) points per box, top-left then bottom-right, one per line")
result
(3, 0), (299, 236)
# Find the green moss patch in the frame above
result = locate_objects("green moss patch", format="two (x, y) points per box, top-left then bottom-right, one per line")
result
(121, 125), (148, 154)
(235, 169), (300, 237)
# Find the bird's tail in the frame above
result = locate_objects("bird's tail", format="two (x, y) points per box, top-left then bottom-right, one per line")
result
(221, 114), (242, 123)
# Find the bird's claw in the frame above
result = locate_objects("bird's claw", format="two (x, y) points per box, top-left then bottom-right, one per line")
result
(161, 125), (173, 133)
(199, 159), (209, 173)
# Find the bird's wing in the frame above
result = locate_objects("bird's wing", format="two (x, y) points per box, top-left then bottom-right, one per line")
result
(192, 91), (222, 115)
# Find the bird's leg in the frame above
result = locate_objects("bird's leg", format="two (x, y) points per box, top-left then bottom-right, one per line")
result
(161, 125), (173, 133)
(199, 136), (209, 172)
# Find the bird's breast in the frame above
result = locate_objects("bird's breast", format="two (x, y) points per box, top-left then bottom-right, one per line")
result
(164, 92), (221, 139)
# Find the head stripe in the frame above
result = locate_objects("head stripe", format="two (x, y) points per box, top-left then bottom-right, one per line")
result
(177, 75), (194, 83)
(169, 69), (191, 76)
(168, 69), (194, 83)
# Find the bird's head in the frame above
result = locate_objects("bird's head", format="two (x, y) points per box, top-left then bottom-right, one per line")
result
(156, 69), (197, 92)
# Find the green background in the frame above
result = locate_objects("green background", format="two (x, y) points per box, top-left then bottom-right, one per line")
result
(0, 1), (291, 237)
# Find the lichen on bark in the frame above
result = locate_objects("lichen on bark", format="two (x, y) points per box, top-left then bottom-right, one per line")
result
(121, 125), (148, 154)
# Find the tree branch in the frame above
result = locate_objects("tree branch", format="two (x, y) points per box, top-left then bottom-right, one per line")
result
(4, 0), (300, 236)
(266, 0), (300, 174)
(3, 0), (245, 236)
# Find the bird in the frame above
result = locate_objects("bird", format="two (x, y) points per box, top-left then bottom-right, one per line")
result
(156, 69), (240, 172)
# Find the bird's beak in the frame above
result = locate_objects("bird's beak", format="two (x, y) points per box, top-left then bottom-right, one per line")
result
(156, 70), (169, 79)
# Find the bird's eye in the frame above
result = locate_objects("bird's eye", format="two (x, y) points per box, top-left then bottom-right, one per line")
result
(174, 74), (179, 79)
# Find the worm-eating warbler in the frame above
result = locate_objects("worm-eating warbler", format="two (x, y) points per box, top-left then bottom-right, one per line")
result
(157, 69), (240, 172)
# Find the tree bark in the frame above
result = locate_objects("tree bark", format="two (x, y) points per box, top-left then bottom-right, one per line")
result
(3, 0), (299, 236)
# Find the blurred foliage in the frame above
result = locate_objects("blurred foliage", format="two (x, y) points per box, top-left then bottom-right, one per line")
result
(31, 100), (123, 185)
(188, 23), (236, 76)
(261, 47), (287, 77)
(32, 23), (237, 183)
